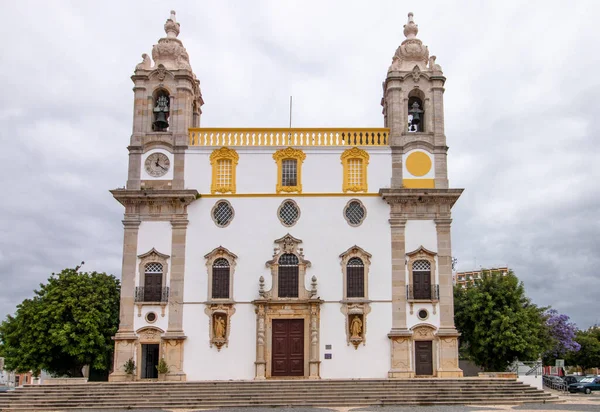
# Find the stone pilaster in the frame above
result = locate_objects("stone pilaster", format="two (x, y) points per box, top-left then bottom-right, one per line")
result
(126, 146), (142, 190)
(435, 218), (455, 331)
(390, 217), (408, 331)
(254, 303), (267, 380)
(163, 217), (188, 381)
(109, 218), (140, 382)
(308, 302), (321, 379)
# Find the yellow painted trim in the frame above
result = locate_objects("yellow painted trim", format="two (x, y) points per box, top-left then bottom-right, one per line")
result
(402, 179), (435, 189)
(189, 127), (390, 147)
(273, 147), (306, 194)
(406, 151), (432, 177)
(210, 147), (239, 194)
(198, 193), (382, 198)
(340, 147), (369, 193)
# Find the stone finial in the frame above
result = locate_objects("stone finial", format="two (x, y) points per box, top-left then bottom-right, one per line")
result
(403, 12), (418, 39)
(310, 275), (317, 298)
(259, 276), (266, 298)
(164, 10), (181, 38)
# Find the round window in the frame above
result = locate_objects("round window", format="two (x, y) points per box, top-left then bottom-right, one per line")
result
(145, 312), (157, 323)
(417, 309), (429, 320)
(344, 199), (366, 226)
(212, 200), (234, 227)
(278, 200), (300, 227)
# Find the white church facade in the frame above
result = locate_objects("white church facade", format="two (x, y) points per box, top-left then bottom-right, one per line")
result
(110, 11), (464, 381)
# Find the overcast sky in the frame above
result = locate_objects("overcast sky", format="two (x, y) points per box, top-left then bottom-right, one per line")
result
(1, 1), (599, 330)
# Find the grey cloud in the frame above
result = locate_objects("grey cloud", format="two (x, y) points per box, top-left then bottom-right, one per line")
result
(1, 1), (599, 332)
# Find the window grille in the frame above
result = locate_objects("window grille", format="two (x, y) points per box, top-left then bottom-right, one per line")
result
(344, 200), (366, 226)
(145, 263), (163, 274)
(347, 257), (365, 298)
(279, 200), (300, 226)
(212, 258), (230, 299)
(278, 253), (299, 298)
(281, 159), (297, 187)
(347, 158), (363, 186)
(212, 201), (234, 227)
(216, 159), (232, 188)
(412, 260), (431, 271)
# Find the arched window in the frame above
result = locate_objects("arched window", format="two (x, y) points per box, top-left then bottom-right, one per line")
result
(412, 260), (431, 299)
(144, 262), (163, 302)
(212, 258), (230, 299)
(278, 253), (299, 298)
(407, 89), (425, 133)
(346, 257), (365, 298)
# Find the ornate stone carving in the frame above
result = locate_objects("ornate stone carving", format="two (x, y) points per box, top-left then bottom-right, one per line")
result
(340, 302), (371, 349)
(204, 246), (237, 301)
(137, 326), (163, 342)
(142, 11), (192, 71)
(136, 53), (152, 71)
(264, 234), (313, 300)
(411, 324), (436, 340)
(389, 13), (430, 72)
(204, 304), (236, 351)
(411, 65), (421, 82)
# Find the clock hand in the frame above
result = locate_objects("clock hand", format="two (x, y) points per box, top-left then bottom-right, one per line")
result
(158, 164), (167, 171)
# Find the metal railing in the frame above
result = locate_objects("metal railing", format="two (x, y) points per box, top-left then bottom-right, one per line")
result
(134, 286), (169, 303)
(188, 128), (390, 147)
(406, 284), (439, 300)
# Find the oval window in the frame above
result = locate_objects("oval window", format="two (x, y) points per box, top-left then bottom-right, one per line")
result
(212, 200), (234, 227)
(344, 200), (366, 226)
(278, 200), (300, 227)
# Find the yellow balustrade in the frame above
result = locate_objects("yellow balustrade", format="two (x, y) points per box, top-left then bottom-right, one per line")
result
(188, 128), (390, 147)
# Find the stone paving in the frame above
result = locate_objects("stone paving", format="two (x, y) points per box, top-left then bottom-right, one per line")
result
(25, 393), (600, 412)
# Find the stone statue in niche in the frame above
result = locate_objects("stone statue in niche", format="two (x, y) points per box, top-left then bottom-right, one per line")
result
(350, 315), (363, 338)
(214, 315), (226, 339)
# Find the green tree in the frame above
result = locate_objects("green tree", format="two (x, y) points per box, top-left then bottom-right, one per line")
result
(454, 269), (549, 371)
(565, 327), (600, 373)
(0, 265), (120, 377)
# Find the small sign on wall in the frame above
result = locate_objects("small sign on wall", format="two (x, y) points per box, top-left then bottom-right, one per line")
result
(325, 344), (332, 350)
(325, 353), (332, 360)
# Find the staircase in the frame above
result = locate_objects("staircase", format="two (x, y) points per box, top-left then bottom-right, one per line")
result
(0, 378), (561, 411)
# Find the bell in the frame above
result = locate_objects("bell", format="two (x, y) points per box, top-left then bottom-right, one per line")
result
(153, 95), (170, 131)
(409, 101), (422, 125)
(153, 111), (169, 130)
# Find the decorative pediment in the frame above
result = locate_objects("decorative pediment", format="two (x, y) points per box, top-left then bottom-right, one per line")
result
(340, 147), (370, 163)
(272, 147), (306, 163)
(136, 326), (164, 342)
(339, 245), (372, 265)
(138, 248), (170, 261)
(204, 246), (238, 266)
(210, 147), (239, 165)
(266, 234), (311, 268)
(406, 245), (437, 258)
(411, 323), (437, 341)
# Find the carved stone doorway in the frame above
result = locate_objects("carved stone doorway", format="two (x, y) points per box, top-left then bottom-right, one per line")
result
(415, 340), (433, 376)
(141, 343), (159, 379)
(272, 319), (304, 376)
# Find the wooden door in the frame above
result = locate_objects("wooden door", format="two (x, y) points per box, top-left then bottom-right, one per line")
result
(272, 319), (304, 376)
(415, 340), (433, 376)
(144, 273), (162, 302)
(141, 344), (159, 379)
(413, 271), (431, 300)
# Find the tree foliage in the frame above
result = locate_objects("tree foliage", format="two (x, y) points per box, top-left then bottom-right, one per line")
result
(565, 327), (600, 373)
(454, 269), (550, 371)
(0, 266), (120, 377)
(542, 309), (580, 365)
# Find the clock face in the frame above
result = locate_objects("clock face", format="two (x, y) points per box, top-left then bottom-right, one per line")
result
(144, 152), (170, 177)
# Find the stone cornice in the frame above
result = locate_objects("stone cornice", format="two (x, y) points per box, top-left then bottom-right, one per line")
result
(111, 189), (198, 208)
(379, 188), (463, 207)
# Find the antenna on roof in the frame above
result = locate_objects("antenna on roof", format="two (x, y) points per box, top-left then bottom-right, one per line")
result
(288, 96), (293, 144)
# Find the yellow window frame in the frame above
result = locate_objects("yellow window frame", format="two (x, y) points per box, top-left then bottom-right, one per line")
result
(210, 147), (239, 194)
(341, 147), (369, 192)
(273, 147), (306, 194)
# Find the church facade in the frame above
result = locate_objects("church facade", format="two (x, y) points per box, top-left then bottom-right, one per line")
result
(109, 11), (464, 381)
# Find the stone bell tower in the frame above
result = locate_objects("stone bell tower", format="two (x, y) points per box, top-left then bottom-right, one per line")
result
(109, 11), (201, 382)
(380, 13), (464, 377)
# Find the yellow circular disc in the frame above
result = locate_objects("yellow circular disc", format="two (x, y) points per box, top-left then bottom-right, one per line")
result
(406, 151), (432, 177)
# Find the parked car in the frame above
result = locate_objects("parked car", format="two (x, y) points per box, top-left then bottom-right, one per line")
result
(544, 375), (567, 390)
(568, 376), (600, 394)
(563, 375), (584, 385)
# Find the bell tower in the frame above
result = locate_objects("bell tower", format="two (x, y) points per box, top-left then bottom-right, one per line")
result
(380, 13), (464, 377)
(109, 11), (201, 382)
